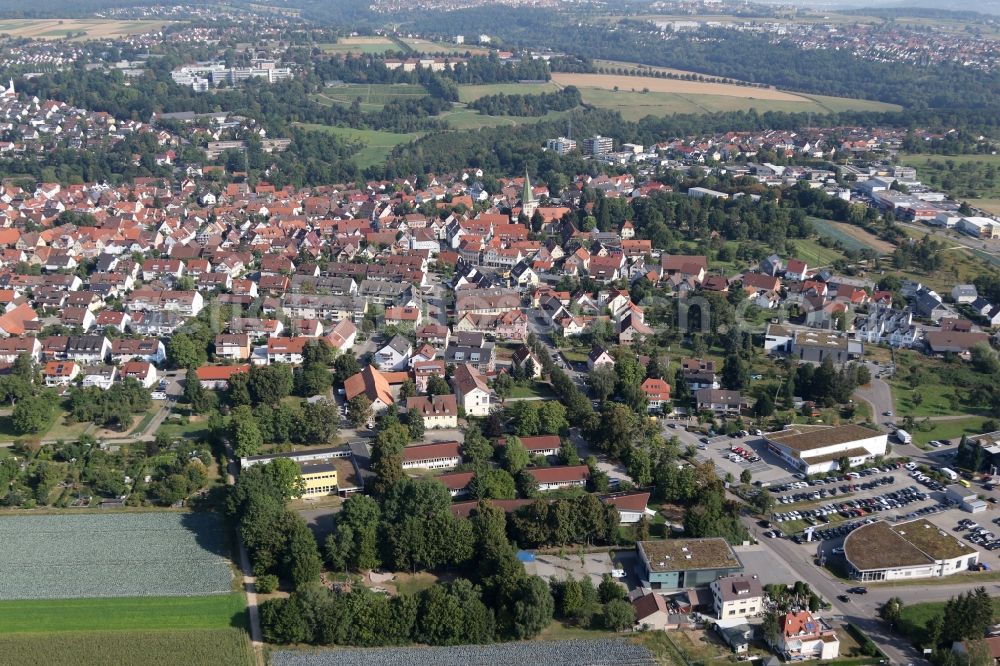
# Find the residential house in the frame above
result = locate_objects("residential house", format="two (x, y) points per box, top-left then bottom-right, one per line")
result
(775, 610), (839, 661)
(324, 319), (357, 353)
(196, 364), (250, 390)
(344, 365), (395, 414)
(445, 332), (495, 373)
(43, 360), (79, 387)
(413, 359), (446, 394)
(121, 361), (158, 388)
(682, 358), (719, 391)
(81, 365), (117, 390)
(215, 333), (252, 361)
(510, 345), (542, 378)
(632, 592), (673, 631)
(587, 345), (615, 371)
(110, 338), (165, 364)
(785, 259), (809, 281)
(451, 363), (491, 416)
(376, 335), (413, 372)
(710, 574), (764, 620)
(0, 336), (41, 363)
(267, 337), (309, 365)
(405, 394), (459, 429)
(696, 389), (745, 415)
(641, 378), (671, 413)
(64, 335), (110, 364)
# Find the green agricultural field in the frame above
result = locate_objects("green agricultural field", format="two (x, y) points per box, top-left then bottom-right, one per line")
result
(313, 83), (428, 112)
(0, 512), (233, 599)
(457, 82), (560, 103)
(296, 123), (421, 169)
(0, 628), (253, 666)
(0, 593), (246, 633)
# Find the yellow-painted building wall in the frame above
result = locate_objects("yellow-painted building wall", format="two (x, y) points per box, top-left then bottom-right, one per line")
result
(300, 470), (338, 498)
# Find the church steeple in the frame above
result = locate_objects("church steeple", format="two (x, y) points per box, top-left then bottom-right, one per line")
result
(521, 170), (537, 218)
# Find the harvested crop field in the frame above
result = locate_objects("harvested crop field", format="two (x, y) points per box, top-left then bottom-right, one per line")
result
(0, 512), (233, 599)
(0, 628), (253, 666)
(550, 73), (901, 119)
(552, 72), (806, 101)
(271, 639), (655, 666)
(0, 19), (169, 40)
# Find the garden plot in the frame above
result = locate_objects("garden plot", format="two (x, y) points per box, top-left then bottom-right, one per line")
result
(0, 512), (233, 599)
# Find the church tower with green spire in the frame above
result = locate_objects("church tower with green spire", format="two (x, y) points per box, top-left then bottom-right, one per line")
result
(521, 170), (538, 219)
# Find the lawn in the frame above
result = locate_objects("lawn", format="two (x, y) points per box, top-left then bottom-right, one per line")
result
(390, 572), (440, 597)
(0, 593), (247, 633)
(155, 412), (211, 443)
(906, 417), (993, 447)
(509, 382), (556, 399)
(898, 597), (1000, 645)
(295, 123), (421, 168)
(788, 238), (845, 268)
(0, 628), (254, 666)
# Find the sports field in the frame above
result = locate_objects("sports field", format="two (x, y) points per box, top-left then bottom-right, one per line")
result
(0, 19), (169, 40)
(314, 83), (428, 112)
(318, 36), (397, 55)
(549, 72), (901, 120)
(0, 628), (254, 666)
(402, 38), (492, 55)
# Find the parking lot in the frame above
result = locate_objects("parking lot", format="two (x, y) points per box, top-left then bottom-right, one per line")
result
(760, 464), (1000, 573)
(692, 431), (801, 486)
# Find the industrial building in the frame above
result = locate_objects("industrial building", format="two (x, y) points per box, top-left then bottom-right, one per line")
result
(765, 424), (888, 476)
(843, 518), (979, 581)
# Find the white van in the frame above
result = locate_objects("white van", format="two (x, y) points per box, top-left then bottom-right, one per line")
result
(940, 468), (959, 481)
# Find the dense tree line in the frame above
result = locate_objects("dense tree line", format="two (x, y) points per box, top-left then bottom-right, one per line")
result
(226, 458), (323, 589)
(469, 86), (581, 117)
(264, 494), (556, 646)
(399, 7), (1000, 112)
